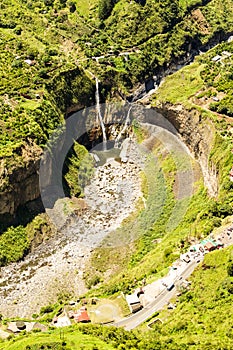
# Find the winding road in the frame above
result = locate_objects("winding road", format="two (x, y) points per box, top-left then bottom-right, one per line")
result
(114, 260), (199, 330)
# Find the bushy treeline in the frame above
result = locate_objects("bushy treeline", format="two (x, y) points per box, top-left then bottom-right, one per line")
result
(99, 0), (119, 20)
(0, 214), (54, 266)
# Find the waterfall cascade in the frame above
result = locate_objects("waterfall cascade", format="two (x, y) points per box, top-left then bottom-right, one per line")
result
(95, 77), (107, 150)
(114, 105), (132, 148)
(95, 76), (133, 152)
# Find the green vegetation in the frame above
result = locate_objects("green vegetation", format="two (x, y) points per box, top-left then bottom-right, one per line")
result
(152, 61), (205, 106)
(0, 226), (29, 266)
(153, 41), (233, 116)
(1, 248), (233, 349)
(83, 139), (202, 295)
(1, 0), (233, 348)
(84, 41), (233, 296)
(0, 0), (232, 228)
(64, 142), (94, 197)
(0, 326), (115, 350)
(0, 214), (54, 266)
(99, 0), (118, 21)
(148, 246), (233, 349)
(1, 0), (233, 169)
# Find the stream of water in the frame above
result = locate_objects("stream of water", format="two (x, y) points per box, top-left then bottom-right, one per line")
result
(114, 105), (132, 148)
(95, 77), (107, 151)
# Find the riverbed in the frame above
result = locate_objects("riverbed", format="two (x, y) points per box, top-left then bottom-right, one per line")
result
(0, 140), (145, 317)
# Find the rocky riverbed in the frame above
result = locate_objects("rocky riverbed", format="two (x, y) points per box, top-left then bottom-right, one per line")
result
(0, 139), (146, 317)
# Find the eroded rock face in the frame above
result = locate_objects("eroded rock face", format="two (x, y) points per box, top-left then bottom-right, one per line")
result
(154, 103), (218, 197)
(0, 98), (218, 228)
(0, 143), (42, 225)
(0, 141), (144, 318)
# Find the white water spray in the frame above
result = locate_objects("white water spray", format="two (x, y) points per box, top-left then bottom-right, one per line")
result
(95, 77), (107, 150)
(114, 105), (132, 148)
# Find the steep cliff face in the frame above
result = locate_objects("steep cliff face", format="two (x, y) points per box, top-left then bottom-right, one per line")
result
(154, 103), (218, 197)
(0, 143), (42, 226)
(0, 69), (95, 227)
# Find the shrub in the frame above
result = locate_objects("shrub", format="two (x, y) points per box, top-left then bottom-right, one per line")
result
(99, 0), (118, 21)
(0, 226), (29, 266)
(14, 25), (22, 35)
(69, 2), (76, 13)
(227, 260), (233, 277)
(40, 304), (55, 315)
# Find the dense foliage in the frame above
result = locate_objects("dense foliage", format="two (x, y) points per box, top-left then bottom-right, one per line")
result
(1, 0), (233, 167)
(84, 41), (233, 299)
(1, 1), (233, 348)
(152, 246), (233, 349)
(1, 248), (233, 349)
(64, 142), (94, 197)
(0, 226), (29, 266)
(0, 214), (54, 266)
(99, 0), (118, 20)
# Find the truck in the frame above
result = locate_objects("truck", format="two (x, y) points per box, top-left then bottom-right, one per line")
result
(167, 282), (175, 291)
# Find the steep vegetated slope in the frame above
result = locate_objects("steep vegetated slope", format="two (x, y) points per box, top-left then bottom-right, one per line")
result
(1, 0), (233, 349)
(1, 247), (233, 348)
(144, 246), (233, 349)
(0, 0), (232, 267)
(0, 0), (232, 263)
(83, 40), (233, 297)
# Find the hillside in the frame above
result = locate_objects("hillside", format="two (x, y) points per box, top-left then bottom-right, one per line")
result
(144, 245), (233, 349)
(1, 0), (233, 172)
(1, 0), (233, 349)
(1, 247), (232, 349)
(0, 0), (233, 264)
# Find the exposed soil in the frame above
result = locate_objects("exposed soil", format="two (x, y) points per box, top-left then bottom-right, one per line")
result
(0, 140), (145, 318)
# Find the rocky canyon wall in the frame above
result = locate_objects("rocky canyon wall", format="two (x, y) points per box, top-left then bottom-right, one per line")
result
(153, 103), (218, 197)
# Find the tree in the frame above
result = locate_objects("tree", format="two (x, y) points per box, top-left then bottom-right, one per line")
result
(99, 0), (117, 21)
(69, 1), (76, 13)
(227, 260), (233, 277)
(44, 0), (54, 6)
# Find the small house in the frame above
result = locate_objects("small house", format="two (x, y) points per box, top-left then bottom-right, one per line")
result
(126, 294), (142, 313)
(76, 311), (90, 323)
(211, 55), (222, 62)
(74, 307), (91, 323)
(204, 241), (215, 252)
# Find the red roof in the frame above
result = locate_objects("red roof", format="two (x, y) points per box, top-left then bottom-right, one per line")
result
(75, 311), (90, 323)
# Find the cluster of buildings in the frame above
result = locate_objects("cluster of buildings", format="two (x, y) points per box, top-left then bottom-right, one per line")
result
(180, 236), (225, 264)
(211, 50), (232, 64)
(125, 226), (233, 315)
(68, 307), (90, 323)
(190, 237), (223, 254)
(52, 306), (91, 328)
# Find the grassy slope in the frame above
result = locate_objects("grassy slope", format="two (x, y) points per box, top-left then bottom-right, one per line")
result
(146, 246), (233, 349)
(152, 40), (233, 203)
(0, 0), (232, 194)
(83, 41), (233, 301)
(152, 41), (233, 112)
(0, 4), (233, 348)
(0, 0), (232, 270)
(0, 327), (114, 350)
(1, 248), (233, 349)
(1, 0), (233, 161)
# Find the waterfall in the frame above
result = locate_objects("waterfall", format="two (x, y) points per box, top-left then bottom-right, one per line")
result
(95, 77), (107, 150)
(114, 105), (132, 148)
